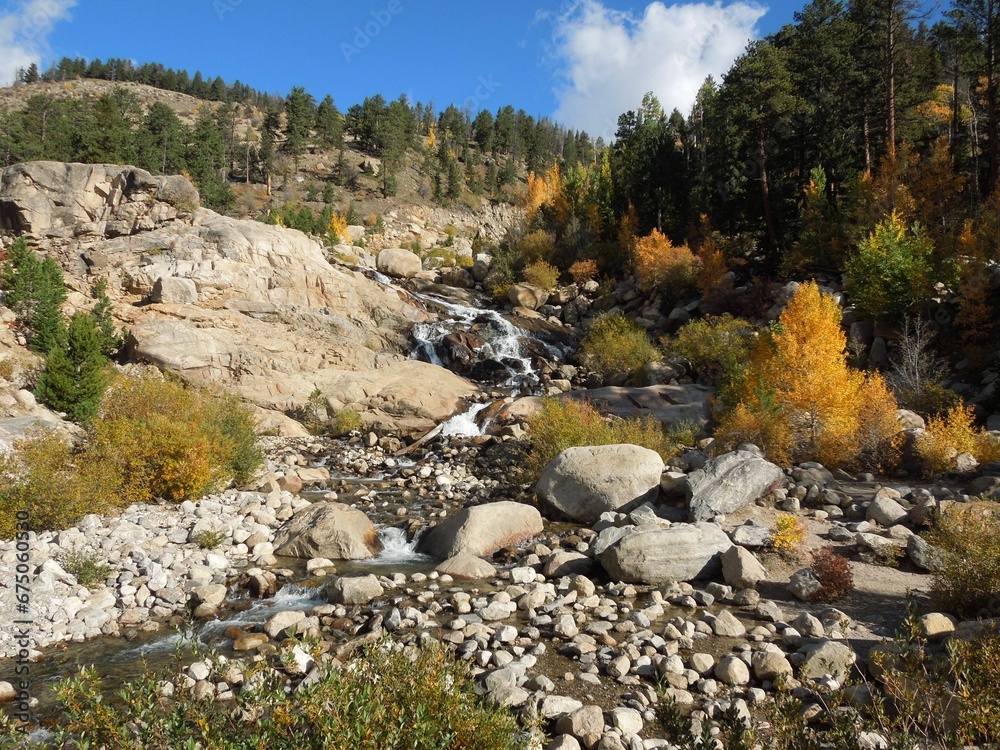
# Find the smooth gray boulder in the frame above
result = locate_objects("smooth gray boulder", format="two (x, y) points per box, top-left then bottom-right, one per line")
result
(599, 522), (733, 584)
(325, 574), (383, 605)
(685, 450), (784, 522)
(435, 554), (497, 580)
(376, 248), (422, 278)
(273, 503), (382, 560)
(535, 444), (664, 523)
(799, 640), (855, 682)
(416, 501), (543, 559)
(721, 545), (768, 589)
(866, 496), (908, 526)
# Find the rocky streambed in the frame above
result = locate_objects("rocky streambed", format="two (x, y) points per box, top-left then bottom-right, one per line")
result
(1, 419), (990, 748)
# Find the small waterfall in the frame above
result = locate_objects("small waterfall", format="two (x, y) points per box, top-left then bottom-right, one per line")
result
(441, 403), (490, 437)
(408, 299), (539, 389)
(368, 526), (433, 565)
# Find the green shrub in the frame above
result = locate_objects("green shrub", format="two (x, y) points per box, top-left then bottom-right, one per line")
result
(330, 408), (362, 437)
(524, 396), (675, 480)
(60, 549), (112, 589)
(869, 601), (1000, 746)
(522, 260), (559, 291)
(0, 430), (121, 539)
(669, 314), (758, 398)
(192, 529), (226, 550)
(581, 313), (661, 382)
(88, 375), (262, 503)
(664, 419), (705, 447)
(926, 502), (1000, 618)
(31, 642), (518, 749)
(845, 213), (935, 322)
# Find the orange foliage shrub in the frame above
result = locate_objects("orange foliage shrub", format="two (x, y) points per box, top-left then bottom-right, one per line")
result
(633, 229), (699, 293)
(569, 259), (599, 284)
(810, 546), (854, 602)
(696, 234), (729, 296)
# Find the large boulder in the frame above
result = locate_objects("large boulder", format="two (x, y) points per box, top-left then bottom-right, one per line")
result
(151, 276), (198, 304)
(721, 545), (768, 589)
(325, 575), (384, 605)
(376, 248), (422, 278)
(435, 554), (497, 580)
(599, 522), (733, 584)
(1, 163), (472, 436)
(272, 503), (382, 560)
(535, 444), (664, 523)
(685, 450), (784, 522)
(505, 384), (713, 429)
(508, 284), (549, 310)
(417, 501), (543, 559)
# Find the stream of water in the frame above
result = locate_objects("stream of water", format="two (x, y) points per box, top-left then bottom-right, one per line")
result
(4, 272), (570, 725)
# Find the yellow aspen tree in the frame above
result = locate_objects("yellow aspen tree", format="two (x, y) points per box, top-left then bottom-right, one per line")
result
(763, 281), (864, 466)
(718, 282), (903, 469)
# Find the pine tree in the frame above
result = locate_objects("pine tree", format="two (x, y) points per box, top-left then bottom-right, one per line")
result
(283, 86), (316, 157)
(36, 312), (109, 424)
(314, 95), (343, 148)
(90, 277), (123, 357)
(0, 238), (67, 354)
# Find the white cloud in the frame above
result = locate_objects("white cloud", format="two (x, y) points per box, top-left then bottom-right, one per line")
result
(550, 0), (766, 140)
(0, 0), (77, 86)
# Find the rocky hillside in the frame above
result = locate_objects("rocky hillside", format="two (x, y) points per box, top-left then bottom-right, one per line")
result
(0, 161), (486, 437)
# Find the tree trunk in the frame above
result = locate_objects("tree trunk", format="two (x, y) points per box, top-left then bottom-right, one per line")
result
(886, 0), (896, 160)
(863, 109), (872, 175)
(952, 52), (961, 170)
(987, 0), (998, 194)
(758, 129), (778, 252)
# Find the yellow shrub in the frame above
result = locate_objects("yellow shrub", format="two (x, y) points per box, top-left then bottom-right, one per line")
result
(633, 229), (699, 293)
(522, 260), (559, 291)
(516, 230), (556, 265)
(88, 375), (261, 504)
(771, 513), (806, 558)
(917, 404), (999, 474)
(855, 373), (903, 471)
(715, 399), (793, 467)
(0, 430), (121, 538)
(581, 314), (661, 382)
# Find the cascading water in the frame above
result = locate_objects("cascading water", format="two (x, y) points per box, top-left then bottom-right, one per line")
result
(359, 526), (434, 570)
(409, 299), (542, 389)
(440, 402), (490, 437)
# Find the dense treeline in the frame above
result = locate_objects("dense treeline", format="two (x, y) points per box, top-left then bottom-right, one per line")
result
(3, 57), (598, 212)
(592, 0), (1000, 265)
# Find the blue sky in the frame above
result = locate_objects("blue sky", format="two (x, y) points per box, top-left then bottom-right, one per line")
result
(0, 0), (803, 140)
